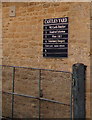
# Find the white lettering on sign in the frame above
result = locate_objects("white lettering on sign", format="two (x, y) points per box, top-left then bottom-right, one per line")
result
(59, 45), (65, 47)
(48, 40), (57, 43)
(58, 40), (65, 43)
(54, 45), (59, 47)
(58, 35), (62, 38)
(52, 35), (57, 38)
(49, 30), (65, 34)
(52, 35), (62, 38)
(49, 25), (66, 29)
(45, 18), (68, 24)
(45, 40), (66, 43)
(58, 26), (66, 28)
(45, 45), (53, 48)
(54, 45), (65, 48)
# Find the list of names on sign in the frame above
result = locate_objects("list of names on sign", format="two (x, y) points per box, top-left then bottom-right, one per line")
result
(43, 17), (68, 58)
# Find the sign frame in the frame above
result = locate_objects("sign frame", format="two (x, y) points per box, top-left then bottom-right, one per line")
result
(43, 17), (68, 58)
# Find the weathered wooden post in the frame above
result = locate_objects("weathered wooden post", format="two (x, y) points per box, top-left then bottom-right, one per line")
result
(72, 63), (86, 119)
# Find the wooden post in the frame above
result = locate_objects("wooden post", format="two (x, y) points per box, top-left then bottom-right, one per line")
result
(72, 63), (86, 119)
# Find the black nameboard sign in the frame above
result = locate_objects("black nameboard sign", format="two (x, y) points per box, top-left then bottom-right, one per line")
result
(43, 17), (68, 58)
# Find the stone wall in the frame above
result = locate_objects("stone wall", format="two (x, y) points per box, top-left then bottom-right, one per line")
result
(0, 2), (2, 118)
(2, 2), (91, 118)
(0, 2), (2, 66)
(90, 1), (92, 119)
